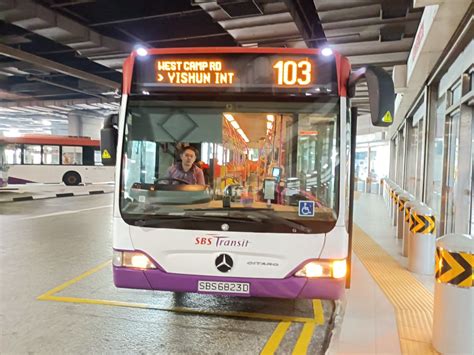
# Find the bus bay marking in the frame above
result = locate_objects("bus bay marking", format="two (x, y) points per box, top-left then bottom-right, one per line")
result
(21, 205), (112, 220)
(37, 260), (321, 324)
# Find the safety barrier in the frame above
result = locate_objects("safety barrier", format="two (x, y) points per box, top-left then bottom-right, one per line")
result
(384, 178), (395, 213)
(408, 204), (436, 275)
(391, 187), (403, 227)
(396, 192), (412, 240)
(433, 234), (473, 354)
(382, 178), (389, 208)
(389, 185), (397, 222)
(402, 199), (418, 257)
(379, 181), (473, 353)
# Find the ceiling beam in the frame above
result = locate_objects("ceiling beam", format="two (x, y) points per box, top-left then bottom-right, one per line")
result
(27, 76), (105, 99)
(0, 43), (119, 89)
(0, 96), (117, 108)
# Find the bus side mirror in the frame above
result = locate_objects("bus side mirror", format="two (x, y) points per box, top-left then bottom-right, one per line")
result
(101, 114), (118, 166)
(348, 66), (395, 127)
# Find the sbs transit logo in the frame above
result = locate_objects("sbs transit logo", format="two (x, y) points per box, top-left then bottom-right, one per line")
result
(195, 235), (250, 248)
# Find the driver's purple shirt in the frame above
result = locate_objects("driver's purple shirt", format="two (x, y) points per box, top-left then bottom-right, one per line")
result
(166, 163), (205, 185)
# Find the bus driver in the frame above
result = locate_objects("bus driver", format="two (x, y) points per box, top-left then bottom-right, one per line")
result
(166, 146), (205, 185)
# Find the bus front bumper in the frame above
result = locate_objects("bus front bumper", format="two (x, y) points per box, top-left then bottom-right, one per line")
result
(113, 266), (345, 300)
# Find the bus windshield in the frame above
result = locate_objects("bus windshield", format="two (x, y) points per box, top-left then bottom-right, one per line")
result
(121, 97), (340, 234)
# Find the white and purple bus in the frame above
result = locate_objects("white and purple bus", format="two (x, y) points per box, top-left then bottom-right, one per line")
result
(102, 47), (394, 299)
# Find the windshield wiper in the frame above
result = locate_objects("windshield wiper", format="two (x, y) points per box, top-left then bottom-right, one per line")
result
(133, 214), (260, 227)
(185, 208), (312, 233)
(250, 210), (312, 233)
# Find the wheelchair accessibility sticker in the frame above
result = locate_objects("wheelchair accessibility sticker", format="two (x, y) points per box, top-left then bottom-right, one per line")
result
(298, 201), (315, 217)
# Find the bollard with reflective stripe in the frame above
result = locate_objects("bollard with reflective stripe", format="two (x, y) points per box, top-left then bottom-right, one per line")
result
(385, 179), (393, 211)
(433, 234), (473, 354)
(403, 199), (418, 257)
(388, 182), (397, 213)
(380, 179), (387, 203)
(391, 187), (403, 227)
(396, 192), (411, 240)
(387, 184), (393, 216)
(408, 204), (436, 274)
(390, 187), (396, 224)
(435, 248), (473, 288)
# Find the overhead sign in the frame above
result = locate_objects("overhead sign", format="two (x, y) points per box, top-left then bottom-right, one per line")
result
(156, 60), (235, 86)
(132, 53), (338, 95)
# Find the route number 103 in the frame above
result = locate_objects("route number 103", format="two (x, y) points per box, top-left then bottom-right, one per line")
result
(273, 60), (312, 86)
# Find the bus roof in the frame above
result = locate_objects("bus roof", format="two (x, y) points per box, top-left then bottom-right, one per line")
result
(0, 134), (100, 146)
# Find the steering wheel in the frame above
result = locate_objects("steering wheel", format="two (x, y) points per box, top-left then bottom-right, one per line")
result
(155, 177), (190, 185)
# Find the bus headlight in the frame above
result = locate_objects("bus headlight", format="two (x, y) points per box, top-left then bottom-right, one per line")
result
(295, 260), (346, 279)
(113, 250), (156, 269)
(331, 260), (347, 279)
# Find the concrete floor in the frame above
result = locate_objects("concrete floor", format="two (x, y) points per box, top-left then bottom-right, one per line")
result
(0, 194), (335, 354)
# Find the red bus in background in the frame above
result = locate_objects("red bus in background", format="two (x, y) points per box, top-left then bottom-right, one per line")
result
(0, 134), (114, 186)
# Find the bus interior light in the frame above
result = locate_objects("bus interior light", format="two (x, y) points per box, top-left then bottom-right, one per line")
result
(231, 120), (240, 129)
(224, 113), (234, 122)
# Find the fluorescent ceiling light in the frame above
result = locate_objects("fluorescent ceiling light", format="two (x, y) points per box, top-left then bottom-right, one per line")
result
(4, 129), (20, 137)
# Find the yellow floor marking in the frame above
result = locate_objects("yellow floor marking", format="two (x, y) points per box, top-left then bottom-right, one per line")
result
(353, 224), (437, 354)
(292, 322), (316, 355)
(37, 260), (322, 324)
(260, 321), (292, 355)
(37, 260), (111, 299)
(312, 299), (324, 324)
(40, 293), (317, 323)
(259, 299), (325, 354)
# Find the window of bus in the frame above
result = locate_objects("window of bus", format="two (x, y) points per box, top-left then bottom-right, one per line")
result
(94, 150), (103, 165)
(120, 99), (340, 234)
(62, 146), (83, 165)
(5, 144), (22, 164)
(42, 145), (60, 164)
(23, 145), (41, 164)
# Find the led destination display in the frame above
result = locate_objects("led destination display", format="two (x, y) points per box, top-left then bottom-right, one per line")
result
(132, 53), (337, 95)
(156, 59), (235, 85)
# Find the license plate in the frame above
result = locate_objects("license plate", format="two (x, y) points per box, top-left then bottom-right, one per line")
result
(197, 281), (250, 294)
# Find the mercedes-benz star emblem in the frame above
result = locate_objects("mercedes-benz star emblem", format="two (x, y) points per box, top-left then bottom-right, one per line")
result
(215, 254), (233, 273)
